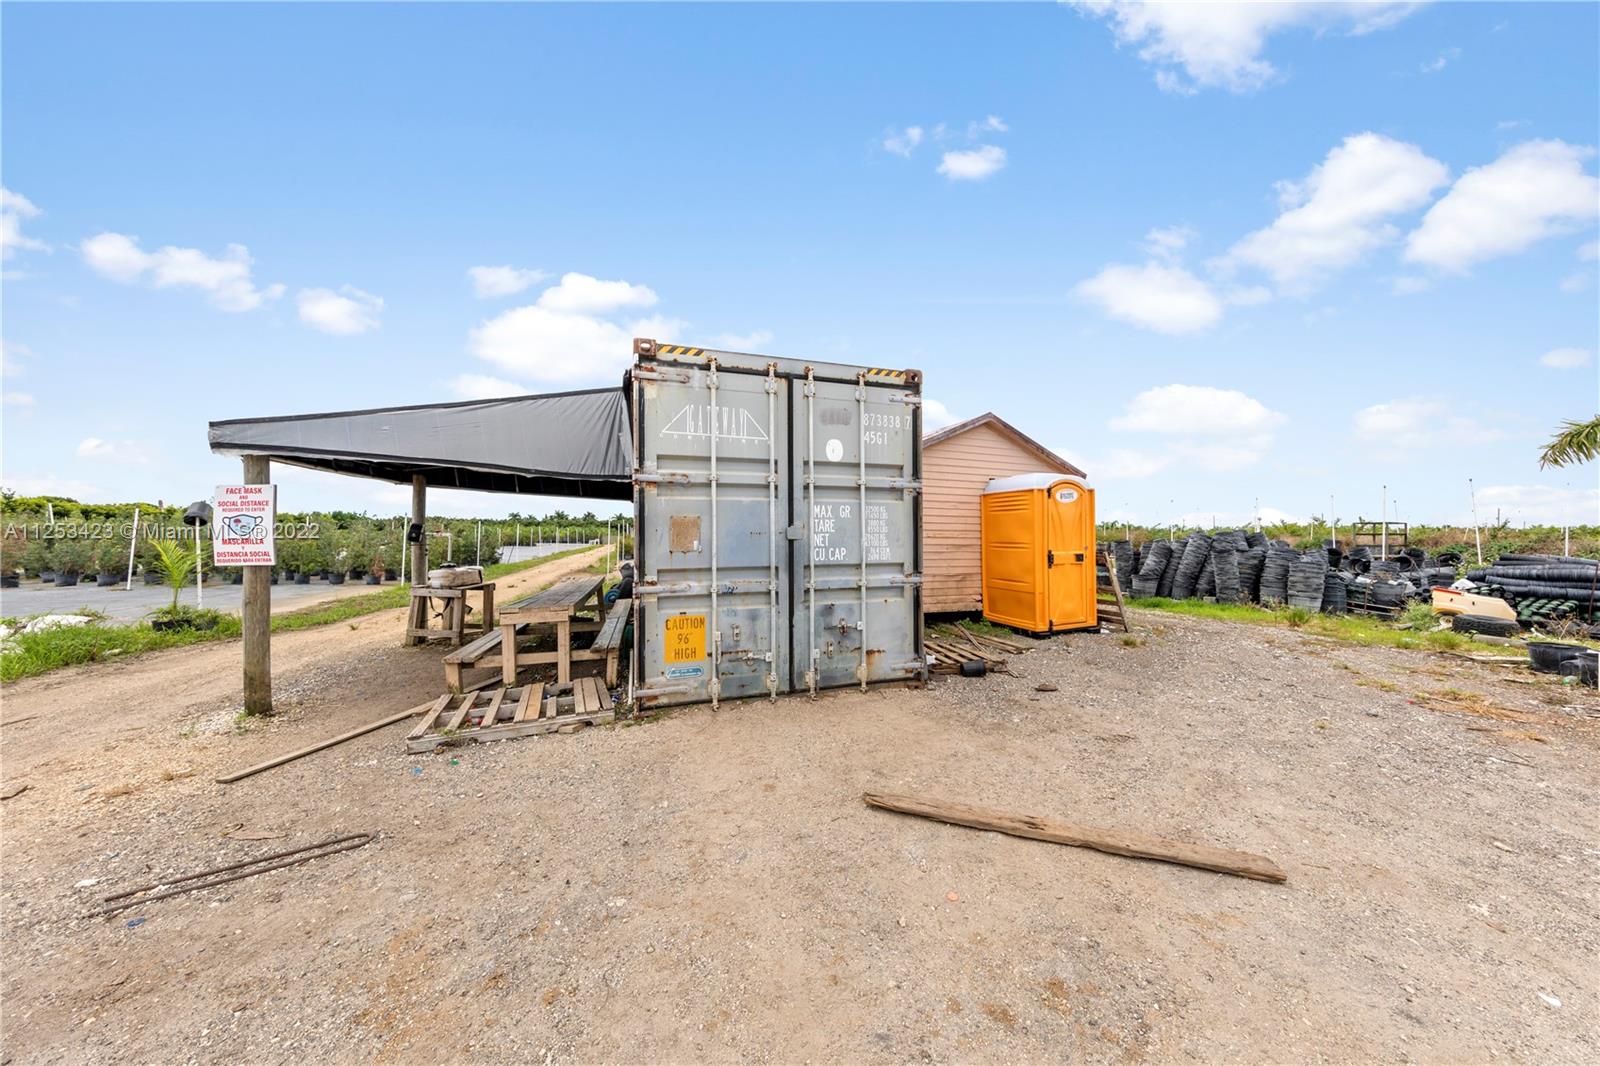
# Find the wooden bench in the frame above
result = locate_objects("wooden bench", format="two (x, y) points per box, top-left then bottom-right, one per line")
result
(591, 598), (630, 687)
(442, 625), (516, 694)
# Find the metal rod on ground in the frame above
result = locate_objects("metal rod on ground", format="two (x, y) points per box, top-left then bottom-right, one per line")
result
(124, 506), (140, 590)
(195, 523), (204, 609)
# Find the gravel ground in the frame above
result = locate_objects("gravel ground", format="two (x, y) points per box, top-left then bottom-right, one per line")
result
(1, 604), (1596, 1064)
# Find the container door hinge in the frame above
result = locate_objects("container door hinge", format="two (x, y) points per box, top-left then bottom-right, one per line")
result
(786, 524), (804, 540)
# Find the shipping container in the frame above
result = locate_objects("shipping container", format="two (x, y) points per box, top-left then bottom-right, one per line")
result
(980, 473), (1097, 634)
(628, 338), (926, 709)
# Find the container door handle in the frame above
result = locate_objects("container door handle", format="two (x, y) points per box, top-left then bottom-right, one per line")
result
(1047, 550), (1055, 568)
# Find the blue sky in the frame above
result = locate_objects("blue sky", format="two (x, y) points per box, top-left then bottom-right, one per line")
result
(2, 2), (1597, 527)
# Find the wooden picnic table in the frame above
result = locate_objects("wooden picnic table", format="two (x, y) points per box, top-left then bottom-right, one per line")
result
(496, 574), (606, 686)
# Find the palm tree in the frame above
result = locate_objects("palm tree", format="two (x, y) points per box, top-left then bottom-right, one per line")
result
(1539, 415), (1600, 468)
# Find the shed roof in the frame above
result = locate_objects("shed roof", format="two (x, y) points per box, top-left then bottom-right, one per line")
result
(923, 412), (1085, 477)
(208, 387), (633, 500)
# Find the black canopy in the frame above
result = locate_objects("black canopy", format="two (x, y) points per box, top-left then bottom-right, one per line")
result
(208, 387), (632, 500)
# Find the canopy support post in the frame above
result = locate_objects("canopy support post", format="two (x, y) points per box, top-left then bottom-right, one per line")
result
(242, 454), (273, 717)
(411, 475), (427, 586)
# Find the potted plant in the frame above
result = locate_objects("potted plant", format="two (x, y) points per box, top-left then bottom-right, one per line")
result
(148, 538), (198, 630)
(21, 537), (54, 582)
(53, 538), (93, 587)
(323, 529), (348, 584)
(94, 541), (124, 586)
(0, 536), (23, 588)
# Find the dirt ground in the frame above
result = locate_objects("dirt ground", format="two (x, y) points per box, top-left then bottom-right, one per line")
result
(2, 573), (1597, 1064)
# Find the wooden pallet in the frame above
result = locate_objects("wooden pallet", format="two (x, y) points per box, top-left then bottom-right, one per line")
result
(405, 679), (615, 753)
(1095, 549), (1132, 632)
(925, 624), (1030, 674)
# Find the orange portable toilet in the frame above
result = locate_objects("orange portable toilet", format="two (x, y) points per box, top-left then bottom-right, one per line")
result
(980, 473), (1096, 634)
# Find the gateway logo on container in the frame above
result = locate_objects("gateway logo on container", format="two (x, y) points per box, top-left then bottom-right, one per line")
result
(214, 484), (277, 566)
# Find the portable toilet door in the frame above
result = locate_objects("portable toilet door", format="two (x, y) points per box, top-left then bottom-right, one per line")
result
(1044, 477), (1096, 632)
(980, 473), (1096, 634)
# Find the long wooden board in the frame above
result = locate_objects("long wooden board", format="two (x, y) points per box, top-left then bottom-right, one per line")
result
(862, 791), (1286, 884)
(218, 701), (436, 784)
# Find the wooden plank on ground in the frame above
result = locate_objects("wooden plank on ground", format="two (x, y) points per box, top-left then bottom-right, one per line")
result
(862, 791), (1286, 884)
(444, 694), (475, 732)
(218, 702), (434, 784)
(479, 688), (508, 729)
(575, 677), (599, 715)
(511, 684), (536, 723)
(406, 694), (454, 741)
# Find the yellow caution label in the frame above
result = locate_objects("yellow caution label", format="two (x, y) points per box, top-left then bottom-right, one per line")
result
(864, 367), (908, 380)
(658, 345), (705, 357)
(664, 614), (707, 663)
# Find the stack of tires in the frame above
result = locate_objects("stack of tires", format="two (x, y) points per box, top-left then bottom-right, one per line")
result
(1170, 533), (1212, 599)
(1466, 555), (1600, 619)
(1321, 570), (1348, 614)
(1239, 546), (1267, 602)
(1212, 542), (1242, 603)
(1133, 541), (1174, 598)
(1259, 543), (1298, 603)
(1287, 552), (1326, 611)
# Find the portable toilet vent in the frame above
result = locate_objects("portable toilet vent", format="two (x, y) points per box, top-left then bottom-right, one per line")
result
(979, 473), (1097, 635)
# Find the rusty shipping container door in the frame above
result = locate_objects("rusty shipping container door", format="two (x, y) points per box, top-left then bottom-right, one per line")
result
(629, 339), (924, 709)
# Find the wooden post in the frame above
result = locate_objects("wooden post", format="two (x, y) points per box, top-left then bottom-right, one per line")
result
(242, 455), (273, 716)
(411, 474), (427, 587)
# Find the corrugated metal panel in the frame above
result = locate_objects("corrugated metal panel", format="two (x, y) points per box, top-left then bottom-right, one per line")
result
(630, 341), (924, 708)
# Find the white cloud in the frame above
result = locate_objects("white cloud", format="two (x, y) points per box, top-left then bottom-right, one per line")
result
(451, 373), (530, 399)
(1, 188), (48, 260)
(1059, 446), (1172, 480)
(1538, 347), (1592, 370)
(1475, 484), (1600, 526)
(1223, 284), (1272, 306)
(535, 272), (658, 314)
(1391, 275), (1432, 295)
(81, 233), (285, 311)
(297, 285), (383, 335)
(1072, 1), (1420, 94)
(937, 145), (1007, 181)
(708, 330), (775, 351)
(1420, 47), (1460, 74)
(470, 306), (679, 386)
(2, 474), (109, 499)
(74, 437), (152, 464)
(923, 398), (960, 430)
(1111, 384), (1286, 437)
(1143, 224), (1196, 260)
(468, 265), (547, 298)
(1353, 399), (1503, 448)
(1405, 140), (1600, 272)
(1221, 133), (1449, 292)
(1559, 272), (1593, 293)
(1579, 240), (1599, 261)
(883, 126), (924, 156)
(0, 339), (29, 377)
(3, 391), (35, 409)
(1076, 261), (1222, 334)
(968, 115), (1009, 136)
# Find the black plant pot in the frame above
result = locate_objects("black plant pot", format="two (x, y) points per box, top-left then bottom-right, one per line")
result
(40, 570), (57, 583)
(270, 572), (279, 585)
(383, 572), (396, 582)
(144, 571), (162, 585)
(295, 572), (311, 585)
(97, 572), (119, 587)
(0, 574), (18, 589)
(365, 574), (381, 585)
(327, 573), (346, 586)
(57, 572), (80, 587)
(152, 614), (220, 633)
(230, 572), (244, 585)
